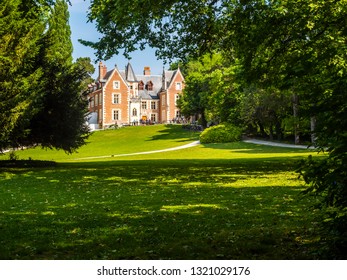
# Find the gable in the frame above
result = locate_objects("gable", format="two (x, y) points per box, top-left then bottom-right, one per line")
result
(167, 68), (184, 89)
(104, 66), (129, 90)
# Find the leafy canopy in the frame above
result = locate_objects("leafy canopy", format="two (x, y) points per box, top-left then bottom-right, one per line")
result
(84, 0), (347, 255)
(82, 0), (229, 61)
(0, 0), (90, 153)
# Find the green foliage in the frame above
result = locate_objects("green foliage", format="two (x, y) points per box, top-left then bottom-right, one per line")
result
(73, 57), (95, 89)
(240, 86), (293, 140)
(299, 137), (347, 258)
(200, 123), (242, 144)
(0, 0), (90, 154)
(28, 64), (90, 153)
(43, 0), (73, 65)
(178, 53), (241, 127)
(83, 0), (225, 61)
(0, 0), (46, 151)
(229, 0), (347, 252)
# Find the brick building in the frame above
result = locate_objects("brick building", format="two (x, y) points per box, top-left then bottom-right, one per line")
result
(87, 62), (185, 129)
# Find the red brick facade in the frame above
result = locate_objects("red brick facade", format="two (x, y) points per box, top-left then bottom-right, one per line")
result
(87, 62), (185, 129)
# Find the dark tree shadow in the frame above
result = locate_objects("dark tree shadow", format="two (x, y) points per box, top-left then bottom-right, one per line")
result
(0, 158), (324, 260)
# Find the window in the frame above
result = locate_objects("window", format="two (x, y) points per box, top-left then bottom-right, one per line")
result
(112, 109), (120, 120)
(138, 81), (144, 90)
(151, 114), (157, 122)
(151, 101), (156, 110)
(176, 82), (182, 90)
(113, 81), (120, 89)
(132, 108), (137, 116)
(113, 93), (120, 104)
(161, 96), (166, 106)
(176, 110), (181, 119)
(142, 101), (147, 110)
(95, 94), (99, 106)
(146, 81), (153, 91)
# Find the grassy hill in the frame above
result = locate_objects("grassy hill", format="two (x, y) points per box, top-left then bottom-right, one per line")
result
(4, 124), (199, 162)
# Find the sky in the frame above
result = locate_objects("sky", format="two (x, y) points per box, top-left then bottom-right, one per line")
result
(68, 0), (165, 78)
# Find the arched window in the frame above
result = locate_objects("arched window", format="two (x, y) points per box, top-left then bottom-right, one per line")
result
(132, 108), (137, 116)
(138, 81), (144, 90)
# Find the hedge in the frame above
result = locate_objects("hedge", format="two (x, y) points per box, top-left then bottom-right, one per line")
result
(199, 123), (242, 144)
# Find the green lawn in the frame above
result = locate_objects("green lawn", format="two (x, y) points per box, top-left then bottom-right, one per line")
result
(8, 124), (200, 162)
(0, 125), (325, 259)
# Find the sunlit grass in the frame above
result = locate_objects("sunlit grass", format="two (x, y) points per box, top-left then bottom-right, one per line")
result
(7, 124), (199, 162)
(0, 125), (326, 259)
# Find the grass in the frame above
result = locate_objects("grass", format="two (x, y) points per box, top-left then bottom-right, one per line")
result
(6, 124), (200, 162)
(0, 125), (325, 259)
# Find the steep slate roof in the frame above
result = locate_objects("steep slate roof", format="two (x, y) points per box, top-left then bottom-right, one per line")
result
(103, 63), (180, 100)
(125, 62), (137, 82)
(137, 74), (162, 99)
(103, 70), (114, 81)
(164, 70), (176, 87)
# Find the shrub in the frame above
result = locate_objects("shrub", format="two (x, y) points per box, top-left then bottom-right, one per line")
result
(200, 123), (242, 144)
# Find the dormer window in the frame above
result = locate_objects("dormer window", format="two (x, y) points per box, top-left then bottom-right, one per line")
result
(146, 81), (153, 91)
(138, 81), (144, 90)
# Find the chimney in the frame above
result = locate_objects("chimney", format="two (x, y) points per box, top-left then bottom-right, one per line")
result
(144, 66), (151, 76)
(98, 61), (107, 81)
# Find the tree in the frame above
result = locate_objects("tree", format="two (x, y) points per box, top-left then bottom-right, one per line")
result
(0, 0), (46, 151)
(240, 86), (293, 140)
(74, 57), (95, 89)
(177, 56), (213, 127)
(43, 0), (73, 65)
(228, 0), (347, 254)
(0, 0), (90, 154)
(81, 0), (227, 61)
(178, 53), (241, 127)
(27, 0), (90, 153)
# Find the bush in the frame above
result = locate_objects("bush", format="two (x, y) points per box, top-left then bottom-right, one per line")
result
(200, 123), (242, 144)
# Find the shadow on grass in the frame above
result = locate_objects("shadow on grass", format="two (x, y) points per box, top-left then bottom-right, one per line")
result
(147, 124), (200, 143)
(200, 142), (314, 154)
(0, 157), (325, 260)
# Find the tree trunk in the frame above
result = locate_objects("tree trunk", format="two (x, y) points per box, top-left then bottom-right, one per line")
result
(275, 120), (283, 141)
(293, 94), (300, 144)
(311, 116), (317, 145)
(201, 110), (208, 129)
(269, 125), (274, 141)
(258, 122), (266, 137)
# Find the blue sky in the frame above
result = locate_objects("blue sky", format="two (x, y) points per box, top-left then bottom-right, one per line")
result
(68, 0), (165, 78)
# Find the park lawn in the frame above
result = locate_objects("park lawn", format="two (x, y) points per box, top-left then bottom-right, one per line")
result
(6, 124), (200, 162)
(0, 125), (325, 259)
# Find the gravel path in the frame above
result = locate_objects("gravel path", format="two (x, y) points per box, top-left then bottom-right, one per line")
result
(2, 138), (314, 161)
(243, 139), (315, 149)
(73, 140), (201, 160)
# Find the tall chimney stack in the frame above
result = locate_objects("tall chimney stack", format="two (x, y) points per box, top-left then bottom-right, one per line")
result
(144, 66), (151, 76)
(98, 61), (107, 81)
